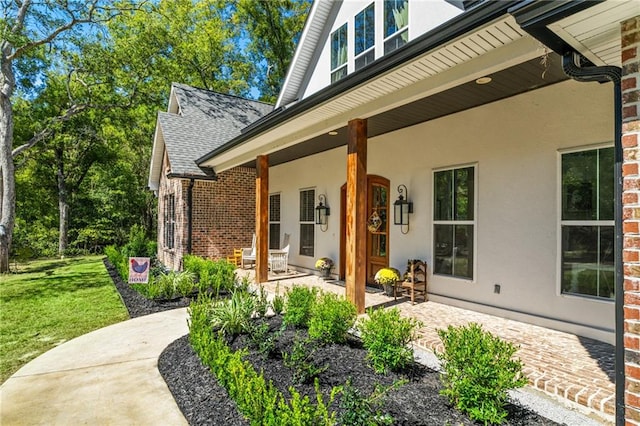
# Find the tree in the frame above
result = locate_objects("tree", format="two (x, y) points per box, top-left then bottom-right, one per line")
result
(0, 0), (142, 272)
(233, 0), (311, 102)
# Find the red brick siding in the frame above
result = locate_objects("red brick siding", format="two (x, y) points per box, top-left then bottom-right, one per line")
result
(623, 15), (640, 424)
(156, 157), (255, 269)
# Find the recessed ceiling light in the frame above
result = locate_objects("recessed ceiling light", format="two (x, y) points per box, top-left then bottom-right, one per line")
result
(328, 131), (338, 136)
(475, 76), (492, 85)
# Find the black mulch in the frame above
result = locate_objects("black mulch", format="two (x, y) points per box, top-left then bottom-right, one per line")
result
(106, 259), (563, 426)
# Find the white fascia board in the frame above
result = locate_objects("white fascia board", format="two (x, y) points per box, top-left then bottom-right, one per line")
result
(167, 84), (180, 114)
(148, 118), (165, 191)
(207, 24), (544, 173)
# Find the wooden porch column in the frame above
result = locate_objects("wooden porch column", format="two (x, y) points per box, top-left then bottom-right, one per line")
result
(346, 119), (367, 314)
(256, 155), (269, 283)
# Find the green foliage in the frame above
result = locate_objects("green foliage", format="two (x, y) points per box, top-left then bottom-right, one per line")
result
(188, 296), (337, 425)
(283, 285), (318, 328)
(338, 379), (401, 426)
(308, 292), (357, 344)
(209, 290), (255, 336)
(104, 245), (123, 268)
(254, 285), (269, 318)
(183, 255), (237, 295)
(283, 334), (328, 385)
(436, 323), (528, 425)
(357, 308), (422, 373)
(248, 320), (280, 358)
(271, 283), (285, 315)
(132, 270), (195, 300)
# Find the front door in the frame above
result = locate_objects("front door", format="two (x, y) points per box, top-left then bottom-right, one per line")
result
(339, 176), (390, 283)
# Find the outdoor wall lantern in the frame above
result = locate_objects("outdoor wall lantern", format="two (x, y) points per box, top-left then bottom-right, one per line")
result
(394, 184), (413, 234)
(315, 194), (330, 231)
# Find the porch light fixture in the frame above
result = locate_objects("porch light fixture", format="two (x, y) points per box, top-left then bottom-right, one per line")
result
(315, 194), (330, 231)
(393, 184), (413, 234)
(475, 76), (492, 85)
(328, 130), (338, 136)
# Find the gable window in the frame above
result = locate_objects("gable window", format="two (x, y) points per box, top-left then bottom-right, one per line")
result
(299, 189), (315, 257)
(561, 147), (614, 300)
(384, 0), (409, 55)
(355, 3), (375, 71)
(269, 193), (281, 250)
(433, 166), (475, 280)
(384, 0), (408, 54)
(164, 194), (175, 250)
(331, 23), (348, 83)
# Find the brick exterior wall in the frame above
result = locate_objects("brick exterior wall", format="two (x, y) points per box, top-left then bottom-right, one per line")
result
(622, 15), (640, 425)
(156, 152), (255, 269)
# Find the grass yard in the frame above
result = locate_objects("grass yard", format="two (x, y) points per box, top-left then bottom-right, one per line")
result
(0, 256), (129, 383)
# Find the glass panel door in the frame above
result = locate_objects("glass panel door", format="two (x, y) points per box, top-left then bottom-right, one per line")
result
(367, 176), (390, 283)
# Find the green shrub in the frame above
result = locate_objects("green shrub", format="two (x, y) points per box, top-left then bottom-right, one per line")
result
(254, 286), (269, 318)
(104, 245), (123, 267)
(188, 296), (337, 425)
(271, 283), (285, 315)
(357, 307), (422, 373)
(132, 271), (195, 300)
(338, 379), (400, 426)
(209, 290), (255, 336)
(121, 224), (149, 258)
(184, 255), (236, 295)
(308, 292), (357, 344)
(436, 323), (528, 425)
(283, 285), (318, 328)
(248, 320), (281, 358)
(282, 333), (327, 385)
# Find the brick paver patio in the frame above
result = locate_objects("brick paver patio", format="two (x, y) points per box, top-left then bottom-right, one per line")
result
(238, 269), (615, 423)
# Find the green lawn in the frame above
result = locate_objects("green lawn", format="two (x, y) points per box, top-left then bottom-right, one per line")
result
(0, 256), (129, 383)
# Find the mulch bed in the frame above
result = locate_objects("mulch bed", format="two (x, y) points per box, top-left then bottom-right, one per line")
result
(105, 259), (562, 425)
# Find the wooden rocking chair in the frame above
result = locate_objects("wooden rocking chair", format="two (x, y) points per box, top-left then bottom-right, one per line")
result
(395, 259), (427, 304)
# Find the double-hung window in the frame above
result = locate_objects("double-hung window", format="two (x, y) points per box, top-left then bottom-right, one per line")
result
(299, 189), (315, 257)
(355, 3), (375, 71)
(269, 194), (281, 250)
(560, 147), (614, 300)
(433, 166), (475, 279)
(164, 194), (175, 249)
(383, 0), (408, 54)
(331, 23), (348, 83)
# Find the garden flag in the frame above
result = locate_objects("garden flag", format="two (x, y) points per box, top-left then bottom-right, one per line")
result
(128, 257), (150, 283)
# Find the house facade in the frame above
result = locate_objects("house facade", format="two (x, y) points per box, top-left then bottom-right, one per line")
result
(150, 0), (640, 422)
(149, 84), (272, 269)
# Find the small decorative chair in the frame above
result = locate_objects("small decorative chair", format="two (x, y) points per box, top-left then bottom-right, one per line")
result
(241, 234), (256, 268)
(268, 233), (290, 273)
(395, 259), (427, 304)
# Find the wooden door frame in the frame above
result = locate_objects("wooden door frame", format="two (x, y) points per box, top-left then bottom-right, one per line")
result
(339, 175), (390, 282)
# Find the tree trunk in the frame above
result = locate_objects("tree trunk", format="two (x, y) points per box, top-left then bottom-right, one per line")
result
(0, 45), (16, 273)
(55, 148), (68, 256)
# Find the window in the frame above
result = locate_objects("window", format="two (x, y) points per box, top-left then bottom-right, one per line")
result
(163, 194), (175, 249)
(299, 189), (315, 257)
(384, 0), (408, 54)
(331, 23), (348, 83)
(269, 194), (281, 250)
(355, 3), (375, 71)
(433, 166), (475, 279)
(561, 147), (614, 300)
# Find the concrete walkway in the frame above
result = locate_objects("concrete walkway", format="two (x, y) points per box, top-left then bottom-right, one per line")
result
(0, 308), (189, 425)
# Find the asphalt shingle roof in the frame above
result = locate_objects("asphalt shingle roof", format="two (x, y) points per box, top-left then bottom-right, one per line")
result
(160, 83), (273, 178)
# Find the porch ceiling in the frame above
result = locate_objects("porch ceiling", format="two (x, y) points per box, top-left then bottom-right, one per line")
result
(240, 53), (568, 169)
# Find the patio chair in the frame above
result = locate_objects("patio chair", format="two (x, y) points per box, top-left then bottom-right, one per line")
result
(241, 234), (256, 269)
(395, 259), (427, 304)
(268, 233), (290, 273)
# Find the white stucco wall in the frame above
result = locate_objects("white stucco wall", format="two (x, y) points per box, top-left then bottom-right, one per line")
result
(271, 79), (615, 343)
(303, 0), (463, 99)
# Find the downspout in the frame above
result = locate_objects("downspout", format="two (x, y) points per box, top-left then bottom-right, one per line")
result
(562, 52), (623, 425)
(187, 179), (195, 255)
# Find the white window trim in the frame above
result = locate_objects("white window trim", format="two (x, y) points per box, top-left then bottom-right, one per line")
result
(431, 163), (478, 283)
(299, 187), (316, 257)
(556, 143), (615, 303)
(330, 23), (348, 79)
(382, 0), (409, 47)
(354, 3), (375, 66)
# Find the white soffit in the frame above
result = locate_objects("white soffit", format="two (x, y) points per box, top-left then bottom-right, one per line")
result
(548, 0), (640, 67)
(208, 16), (542, 172)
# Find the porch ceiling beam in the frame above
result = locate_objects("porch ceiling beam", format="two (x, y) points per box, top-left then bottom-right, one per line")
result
(205, 36), (543, 174)
(346, 119), (367, 314)
(256, 155), (269, 283)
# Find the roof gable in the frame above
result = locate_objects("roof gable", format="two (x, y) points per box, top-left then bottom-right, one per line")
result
(148, 84), (273, 190)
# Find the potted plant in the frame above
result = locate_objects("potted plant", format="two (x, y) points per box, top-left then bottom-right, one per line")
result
(315, 257), (334, 280)
(374, 267), (401, 296)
